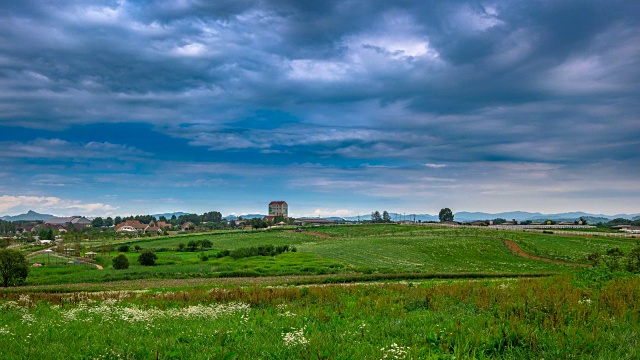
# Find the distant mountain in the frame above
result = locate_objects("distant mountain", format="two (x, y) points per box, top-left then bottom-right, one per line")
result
(1, 210), (54, 222)
(454, 211), (640, 222)
(152, 212), (189, 219)
(225, 214), (267, 221)
(634, 216), (640, 221)
(343, 213), (439, 222)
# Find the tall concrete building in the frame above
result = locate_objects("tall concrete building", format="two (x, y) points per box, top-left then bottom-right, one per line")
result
(268, 201), (288, 217)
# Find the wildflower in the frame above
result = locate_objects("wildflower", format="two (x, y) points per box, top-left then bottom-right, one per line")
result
(21, 313), (36, 325)
(282, 327), (309, 348)
(381, 343), (409, 359)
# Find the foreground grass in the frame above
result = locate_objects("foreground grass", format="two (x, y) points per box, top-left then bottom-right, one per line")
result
(1, 274), (639, 359)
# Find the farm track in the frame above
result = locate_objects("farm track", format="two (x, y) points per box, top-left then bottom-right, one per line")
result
(500, 239), (589, 267)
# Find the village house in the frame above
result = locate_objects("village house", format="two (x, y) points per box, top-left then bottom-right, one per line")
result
(268, 201), (288, 218)
(181, 222), (195, 231)
(115, 220), (162, 234)
(44, 216), (91, 230)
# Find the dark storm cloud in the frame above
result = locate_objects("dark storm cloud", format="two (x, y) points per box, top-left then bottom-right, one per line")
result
(1, 0), (640, 215)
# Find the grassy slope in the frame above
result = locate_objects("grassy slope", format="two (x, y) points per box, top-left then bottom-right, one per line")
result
(20, 224), (638, 286)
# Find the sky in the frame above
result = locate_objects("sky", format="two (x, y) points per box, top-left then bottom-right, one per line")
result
(1, 0), (639, 218)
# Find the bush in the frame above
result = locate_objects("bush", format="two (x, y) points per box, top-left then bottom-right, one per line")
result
(138, 250), (157, 266)
(117, 245), (130, 252)
(134, 245), (142, 252)
(198, 252), (209, 261)
(0, 249), (28, 287)
(112, 253), (129, 270)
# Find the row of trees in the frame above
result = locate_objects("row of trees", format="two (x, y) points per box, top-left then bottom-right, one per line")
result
(370, 211), (392, 223)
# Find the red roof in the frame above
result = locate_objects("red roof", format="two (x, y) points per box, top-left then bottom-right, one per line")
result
(269, 201), (287, 205)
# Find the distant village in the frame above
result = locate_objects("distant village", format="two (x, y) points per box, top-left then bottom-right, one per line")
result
(1, 201), (640, 244)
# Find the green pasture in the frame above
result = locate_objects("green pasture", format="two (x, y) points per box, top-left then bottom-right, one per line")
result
(13, 224), (639, 287)
(501, 231), (639, 263)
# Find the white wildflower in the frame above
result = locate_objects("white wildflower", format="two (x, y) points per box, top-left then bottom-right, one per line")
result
(381, 343), (409, 359)
(282, 327), (309, 348)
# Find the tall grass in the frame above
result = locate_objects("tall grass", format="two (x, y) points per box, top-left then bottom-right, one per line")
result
(1, 274), (639, 359)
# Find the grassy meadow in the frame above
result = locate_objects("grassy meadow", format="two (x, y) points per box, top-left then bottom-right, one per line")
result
(3, 224), (640, 358)
(1, 275), (639, 359)
(20, 224), (630, 287)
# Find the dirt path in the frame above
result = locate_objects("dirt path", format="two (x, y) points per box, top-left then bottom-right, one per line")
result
(501, 239), (589, 267)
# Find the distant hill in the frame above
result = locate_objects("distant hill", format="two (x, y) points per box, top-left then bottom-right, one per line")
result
(1, 210), (54, 222)
(152, 212), (189, 219)
(344, 213), (439, 222)
(225, 214), (266, 221)
(454, 211), (640, 222)
(338, 211), (640, 223)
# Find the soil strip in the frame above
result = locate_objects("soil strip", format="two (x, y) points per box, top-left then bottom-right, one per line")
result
(501, 239), (589, 267)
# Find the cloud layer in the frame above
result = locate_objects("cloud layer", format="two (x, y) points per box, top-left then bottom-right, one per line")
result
(1, 1), (639, 216)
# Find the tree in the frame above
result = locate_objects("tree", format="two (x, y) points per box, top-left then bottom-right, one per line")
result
(371, 211), (382, 223)
(0, 249), (29, 287)
(117, 245), (130, 252)
(104, 217), (114, 227)
(38, 228), (54, 240)
(138, 250), (157, 266)
(202, 211), (222, 223)
(438, 208), (454, 222)
(91, 217), (104, 228)
(112, 253), (130, 270)
(187, 240), (199, 252)
(114, 216), (122, 225)
(382, 211), (391, 223)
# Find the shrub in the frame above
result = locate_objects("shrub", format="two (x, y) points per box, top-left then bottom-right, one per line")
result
(0, 249), (28, 287)
(134, 245), (142, 252)
(177, 243), (185, 251)
(112, 253), (129, 270)
(187, 240), (199, 252)
(138, 250), (157, 266)
(200, 239), (213, 249)
(117, 245), (130, 252)
(198, 252), (209, 261)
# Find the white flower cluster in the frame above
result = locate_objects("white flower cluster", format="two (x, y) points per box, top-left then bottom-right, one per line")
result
(18, 294), (32, 306)
(282, 327), (309, 348)
(381, 343), (409, 359)
(0, 326), (12, 335)
(0, 301), (27, 312)
(21, 313), (36, 325)
(58, 301), (250, 325)
(578, 298), (592, 305)
(278, 311), (297, 317)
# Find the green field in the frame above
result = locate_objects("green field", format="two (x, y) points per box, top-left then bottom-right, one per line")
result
(1, 275), (639, 359)
(3, 224), (640, 358)
(17, 224), (640, 287)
